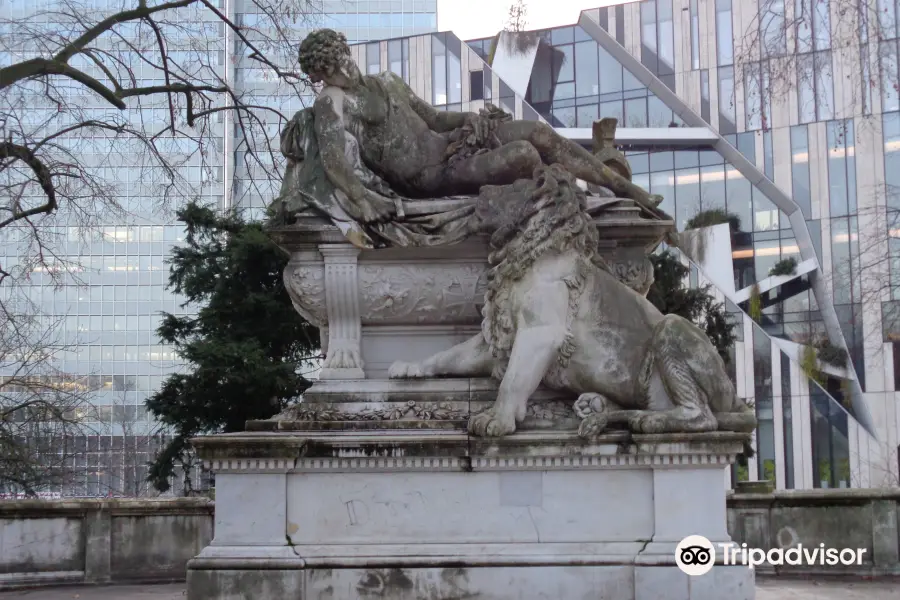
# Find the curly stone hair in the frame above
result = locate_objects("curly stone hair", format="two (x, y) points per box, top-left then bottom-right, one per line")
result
(298, 29), (352, 81)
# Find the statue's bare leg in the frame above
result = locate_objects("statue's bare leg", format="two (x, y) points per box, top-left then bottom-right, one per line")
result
(469, 282), (569, 437)
(438, 140), (543, 195)
(494, 121), (664, 213)
(389, 333), (493, 378)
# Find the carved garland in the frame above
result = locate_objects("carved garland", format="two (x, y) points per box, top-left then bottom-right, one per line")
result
(276, 400), (576, 423)
(278, 401), (468, 422)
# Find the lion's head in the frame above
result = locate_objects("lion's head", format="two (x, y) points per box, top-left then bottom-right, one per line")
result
(479, 165), (609, 361)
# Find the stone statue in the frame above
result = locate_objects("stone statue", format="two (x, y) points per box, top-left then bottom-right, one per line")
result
(389, 165), (757, 439)
(274, 29), (665, 247)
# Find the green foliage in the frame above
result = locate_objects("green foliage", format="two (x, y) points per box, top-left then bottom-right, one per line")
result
(684, 208), (741, 232)
(145, 202), (319, 493)
(646, 250), (736, 364)
(836, 459), (851, 487)
(818, 461), (832, 487)
(748, 283), (762, 321)
(768, 257), (798, 277)
(816, 340), (849, 369)
(801, 343), (824, 385)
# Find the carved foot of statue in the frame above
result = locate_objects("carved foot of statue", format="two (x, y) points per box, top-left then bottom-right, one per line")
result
(468, 406), (517, 437)
(323, 347), (363, 370)
(649, 194), (664, 207)
(628, 406), (717, 434)
(388, 360), (433, 379)
(577, 413), (610, 439)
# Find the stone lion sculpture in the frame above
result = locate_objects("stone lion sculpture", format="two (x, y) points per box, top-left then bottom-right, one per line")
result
(389, 165), (757, 439)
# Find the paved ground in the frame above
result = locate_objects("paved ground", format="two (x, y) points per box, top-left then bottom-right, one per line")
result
(756, 578), (900, 599)
(0, 585), (185, 600)
(0, 579), (897, 599)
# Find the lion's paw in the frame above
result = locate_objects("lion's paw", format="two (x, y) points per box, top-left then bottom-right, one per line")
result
(468, 407), (516, 437)
(491, 362), (507, 381)
(577, 413), (609, 439)
(388, 361), (430, 379)
(323, 348), (363, 370)
(574, 393), (611, 419)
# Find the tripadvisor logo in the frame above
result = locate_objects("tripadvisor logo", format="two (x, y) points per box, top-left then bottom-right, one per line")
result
(675, 535), (715, 576)
(676, 534), (868, 575)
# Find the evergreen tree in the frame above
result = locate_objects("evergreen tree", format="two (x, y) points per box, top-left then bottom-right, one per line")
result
(146, 202), (318, 493)
(646, 249), (736, 364)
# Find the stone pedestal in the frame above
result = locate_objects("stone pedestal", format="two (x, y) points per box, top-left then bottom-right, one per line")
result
(187, 430), (754, 600)
(270, 196), (670, 381)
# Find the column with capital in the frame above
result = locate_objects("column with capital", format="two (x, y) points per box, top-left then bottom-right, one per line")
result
(318, 244), (365, 379)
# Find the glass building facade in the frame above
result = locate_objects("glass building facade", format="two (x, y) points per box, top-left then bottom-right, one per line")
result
(465, 3), (893, 490)
(570, 1), (891, 489)
(0, 0), (437, 496)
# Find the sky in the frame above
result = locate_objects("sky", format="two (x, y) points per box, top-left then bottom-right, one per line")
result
(436, 0), (631, 41)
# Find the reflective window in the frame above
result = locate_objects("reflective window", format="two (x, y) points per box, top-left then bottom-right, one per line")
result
(482, 65), (494, 101)
(366, 42), (380, 74)
(700, 70), (711, 122)
(432, 34), (447, 104)
(657, 0), (674, 74)
(882, 41), (900, 112)
(763, 131), (774, 180)
(641, 0), (658, 70)
(826, 119), (856, 217)
(797, 51), (834, 123)
(830, 217), (859, 304)
(760, 0), (787, 57)
(718, 66), (736, 134)
(716, 0), (734, 66)
(640, 0), (675, 75)
(884, 115), (900, 300)
(470, 70), (484, 101)
(553, 44), (574, 84)
(447, 35), (462, 104)
(551, 26), (574, 45)
(753, 327), (776, 483)
(791, 125), (812, 218)
(574, 41), (599, 97)
(744, 61), (772, 130)
(879, 0), (898, 40)
(598, 47), (624, 95)
(388, 39), (409, 83)
(576, 103), (598, 127)
(753, 187), (781, 231)
(811, 391), (850, 488)
(690, 0), (701, 69)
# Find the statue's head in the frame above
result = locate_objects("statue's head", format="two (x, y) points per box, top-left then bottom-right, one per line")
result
(298, 29), (359, 87)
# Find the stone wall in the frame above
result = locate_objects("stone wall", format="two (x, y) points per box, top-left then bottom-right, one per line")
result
(3, 490), (900, 588)
(0, 498), (213, 590)
(728, 489), (900, 576)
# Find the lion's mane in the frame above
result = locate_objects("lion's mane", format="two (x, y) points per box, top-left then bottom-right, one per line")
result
(481, 165), (610, 367)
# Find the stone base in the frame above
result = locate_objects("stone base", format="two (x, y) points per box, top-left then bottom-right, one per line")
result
(188, 430), (754, 599)
(187, 564), (753, 599)
(248, 378), (579, 432)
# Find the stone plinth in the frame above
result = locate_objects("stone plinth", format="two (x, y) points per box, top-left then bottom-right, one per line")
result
(187, 430), (754, 600)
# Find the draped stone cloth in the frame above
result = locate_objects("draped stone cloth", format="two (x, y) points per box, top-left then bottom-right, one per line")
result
(273, 108), (477, 249)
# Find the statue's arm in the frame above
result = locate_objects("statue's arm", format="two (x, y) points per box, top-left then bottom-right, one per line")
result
(313, 94), (369, 214)
(386, 72), (473, 133)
